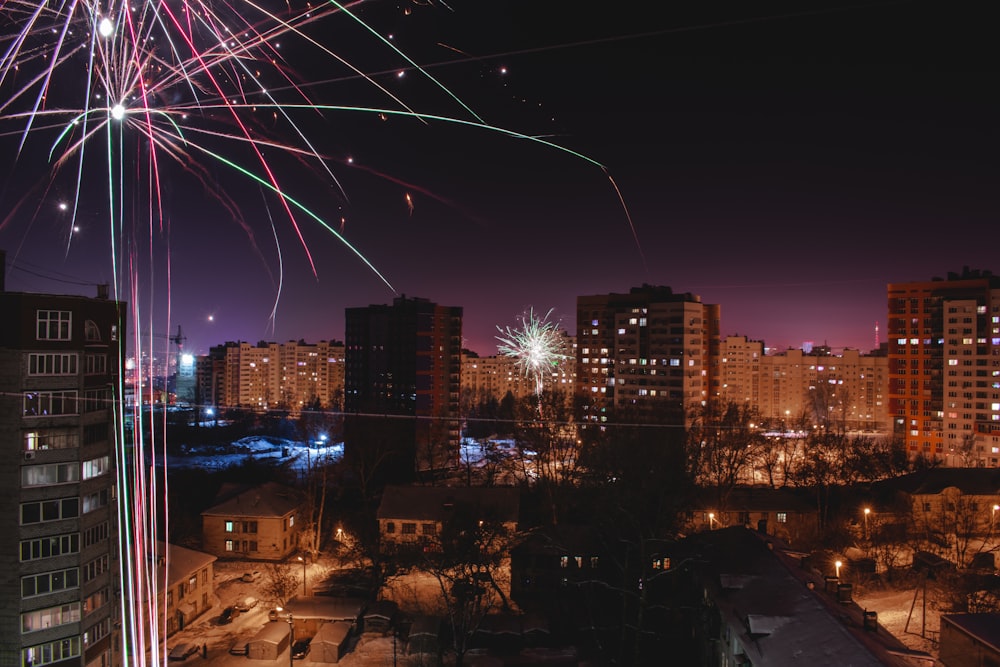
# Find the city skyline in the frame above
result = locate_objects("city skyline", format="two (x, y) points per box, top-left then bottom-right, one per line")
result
(1, 1), (995, 358)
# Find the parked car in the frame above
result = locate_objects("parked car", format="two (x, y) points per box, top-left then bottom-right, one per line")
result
(291, 638), (311, 660)
(241, 570), (261, 583)
(217, 606), (238, 625)
(229, 641), (249, 656)
(235, 596), (257, 612)
(168, 643), (199, 661)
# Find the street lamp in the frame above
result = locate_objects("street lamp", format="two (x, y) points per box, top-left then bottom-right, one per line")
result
(835, 560), (842, 579)
(297, 555), (307, 595)
(708, 512), (715, 530)
(863, 507), (871, 539)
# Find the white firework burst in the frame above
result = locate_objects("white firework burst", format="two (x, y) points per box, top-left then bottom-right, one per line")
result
(496, 307), (570, 397)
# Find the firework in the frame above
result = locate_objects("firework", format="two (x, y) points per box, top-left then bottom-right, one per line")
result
(496, 307), (570, 397)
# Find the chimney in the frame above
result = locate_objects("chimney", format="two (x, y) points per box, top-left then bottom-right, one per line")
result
(97, 284), (109, 299)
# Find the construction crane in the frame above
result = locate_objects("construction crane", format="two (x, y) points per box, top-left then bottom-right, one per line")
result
(151, 325), (186, 352)
(169, 325), (186, 351)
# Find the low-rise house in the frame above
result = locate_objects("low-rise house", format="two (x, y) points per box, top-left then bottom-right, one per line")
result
(685, 486), (820, 544)
(875, 468), (1000, 534)
(376, 485), (520, 553)
(510, 524), (609, 609)
(154, 541), (217, 637)
(200, 481), (302, 560)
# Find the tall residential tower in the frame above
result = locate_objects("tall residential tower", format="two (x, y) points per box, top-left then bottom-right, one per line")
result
(888, 268), (1000, 465)
(0, 254), (125, 667)
(576, 285), (721, 425)
(344, 296), (463, 481)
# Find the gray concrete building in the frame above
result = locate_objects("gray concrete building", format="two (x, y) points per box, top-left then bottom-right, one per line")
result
(0, 252), (125, 667)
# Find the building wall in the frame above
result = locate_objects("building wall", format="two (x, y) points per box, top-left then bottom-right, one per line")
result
(161, 558), (215, 637)
(379, 517), (518, 551)
(686, 508), (817, 545)
(939, 617), (1000, 667)
(344, 296), (463, 479)
(201, 513), (298, 561)
(752, 347), (890, 431)
(198, 339), (345, 414)
(576, 285), (720, 426)
(908, 488), (1000, 540)
(0, 286), (124, 667)
(888, 271), (1000, 465)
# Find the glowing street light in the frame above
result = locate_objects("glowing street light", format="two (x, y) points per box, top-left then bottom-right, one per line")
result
(863, 507), (871, 538)
(835, 560), (842, 579)
(297, 555), (307, 595)
(708, 512), (715, 530)
(993, 504), (999, 529)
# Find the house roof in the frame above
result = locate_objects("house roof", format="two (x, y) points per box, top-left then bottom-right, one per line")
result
(314, 620), (352, 645)
(250, 621), (291, 645)
(511, 523), (604, 557)
(154, 541), (216, 588)
(408, 614), (443, 637)
(281, 595), (366, 621)
(691, 486), (816, 513)
(941, 613), (1000, 649)
(363, 600), (399, 621)
(874, 468), (1000, 496)
(669, 526), (932, 667)
(201, 481), (301, 518)
(376, 485), (520, 524)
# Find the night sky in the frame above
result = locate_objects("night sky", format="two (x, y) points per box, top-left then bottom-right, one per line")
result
(0, 1), (996, 357)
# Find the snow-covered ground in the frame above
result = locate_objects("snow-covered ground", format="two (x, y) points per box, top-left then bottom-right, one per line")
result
(147, 435), (343, 472)
(151, 434), (515, 472)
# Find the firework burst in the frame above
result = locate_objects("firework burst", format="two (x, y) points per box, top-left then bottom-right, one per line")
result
(496, 307), (570, 398)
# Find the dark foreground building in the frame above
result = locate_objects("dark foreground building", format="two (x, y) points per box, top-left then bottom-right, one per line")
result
(0, 251), (125, 666)
(344, 295), (462, 483)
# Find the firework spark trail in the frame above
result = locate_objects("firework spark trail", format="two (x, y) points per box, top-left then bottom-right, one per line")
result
(496, 307), (570, 398)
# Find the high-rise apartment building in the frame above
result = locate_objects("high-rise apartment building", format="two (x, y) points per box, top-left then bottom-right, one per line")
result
(0, 260), (124, 667)
(718, 336), (889, 431)
(197, 339), (345, 414)
(576, 285), (720, 424)
(344, 296), (462, 480)
(718, 335), (764, 408)
(888, 269), (1000, 465)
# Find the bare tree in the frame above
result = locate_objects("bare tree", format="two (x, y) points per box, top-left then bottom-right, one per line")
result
(686, 400), (765, 508)
(409, 503), (517, 667)
(261, 562), (300, 606)
(296, 409), (338, 557)
(910, 489), (996, 567)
